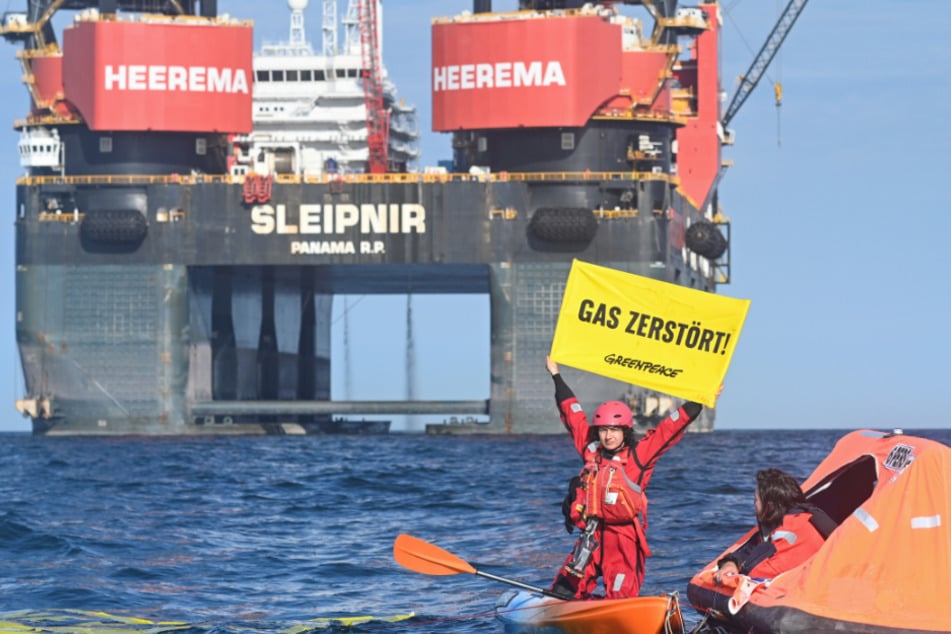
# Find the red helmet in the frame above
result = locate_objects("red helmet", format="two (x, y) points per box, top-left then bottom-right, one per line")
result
(593, 401), (633, 428)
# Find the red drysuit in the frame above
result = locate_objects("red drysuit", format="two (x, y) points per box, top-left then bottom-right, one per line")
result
(549, 373), (701, 599)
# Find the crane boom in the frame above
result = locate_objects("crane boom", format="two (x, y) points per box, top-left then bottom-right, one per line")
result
(358, 0), (388, 174)
(721, 0), (809, 128)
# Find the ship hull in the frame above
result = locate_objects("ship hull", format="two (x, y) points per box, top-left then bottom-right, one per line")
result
(15, 175), (716, 434)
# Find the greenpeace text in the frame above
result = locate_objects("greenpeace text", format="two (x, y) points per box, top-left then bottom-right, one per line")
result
(603, 354), (682, 378)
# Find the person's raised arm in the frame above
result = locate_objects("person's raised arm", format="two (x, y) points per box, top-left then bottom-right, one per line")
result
(546, 356), (589, 453)
(546, 356), (574, 405)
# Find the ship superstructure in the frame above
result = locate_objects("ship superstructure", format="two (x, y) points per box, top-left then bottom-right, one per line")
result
(233, 0), (418, 178)
(1, 0), (799, 435)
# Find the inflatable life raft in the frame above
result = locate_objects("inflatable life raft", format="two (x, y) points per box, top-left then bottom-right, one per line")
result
(688, 429), (951, 634)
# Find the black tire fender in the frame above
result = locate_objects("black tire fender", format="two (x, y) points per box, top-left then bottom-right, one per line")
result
(684, 220), (727, 259)
(81, 209), (148, 244)
(529, 207), (598, 243)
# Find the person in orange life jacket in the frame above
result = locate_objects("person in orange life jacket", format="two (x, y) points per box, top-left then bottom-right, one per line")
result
(713, 468), (836, 585)
(546, 356), (706, 600)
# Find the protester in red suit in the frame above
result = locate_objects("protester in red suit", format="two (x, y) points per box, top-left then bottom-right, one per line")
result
(546, 356), (706, 600)
(713, 468), (836, 584)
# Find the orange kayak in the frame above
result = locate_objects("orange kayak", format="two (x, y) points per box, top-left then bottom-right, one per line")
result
(495, 589), (684, 634)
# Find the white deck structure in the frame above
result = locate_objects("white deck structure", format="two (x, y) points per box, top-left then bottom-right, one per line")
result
(233, 0), (419, 177)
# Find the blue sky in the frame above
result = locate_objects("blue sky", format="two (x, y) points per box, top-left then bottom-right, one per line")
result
(0, 1), (948, 432)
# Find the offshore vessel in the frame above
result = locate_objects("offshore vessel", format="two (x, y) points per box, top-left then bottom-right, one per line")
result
(3, 0), (774, 435)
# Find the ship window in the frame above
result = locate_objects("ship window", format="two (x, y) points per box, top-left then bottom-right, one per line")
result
(348, 69), (358, 78)
(272, 70), (285, 81)
(336, 69), (346, 78)
(287, 70), (299, 81)
(301, 70), (312, 81)
(256, 70), (269, 82)
(99, 137), (113, 153)
(561, 132), (575, 151)
(195, 138), (207, 156)
(315, 70), (325, 81)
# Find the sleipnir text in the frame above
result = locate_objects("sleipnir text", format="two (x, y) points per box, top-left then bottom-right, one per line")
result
(250, 203), (427, 235)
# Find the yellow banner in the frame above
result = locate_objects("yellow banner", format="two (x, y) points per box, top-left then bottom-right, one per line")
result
(550, 260), (750, 406)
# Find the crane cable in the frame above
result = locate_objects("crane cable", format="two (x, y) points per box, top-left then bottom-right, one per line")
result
(775, 0), (783, 146)
(722, 1), (785, 145)
(721, 0), (806, 130)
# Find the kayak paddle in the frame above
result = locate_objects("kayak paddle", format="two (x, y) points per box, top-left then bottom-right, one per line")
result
(393, 533), (564, 598)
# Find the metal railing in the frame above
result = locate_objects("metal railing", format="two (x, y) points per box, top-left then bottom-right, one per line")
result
(191, 399), (490, 417)
(19, 170), (679, 187)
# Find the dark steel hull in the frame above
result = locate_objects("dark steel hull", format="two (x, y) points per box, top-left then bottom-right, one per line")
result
(15, 173), (718, 434)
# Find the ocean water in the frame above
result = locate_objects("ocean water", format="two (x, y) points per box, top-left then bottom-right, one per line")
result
(1, 426), (948, 634)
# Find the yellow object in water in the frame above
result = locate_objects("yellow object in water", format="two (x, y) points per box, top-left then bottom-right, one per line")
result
(0, 609), (189, 633)
(286, 612), (416, 632)
(0, 609), (415, 633)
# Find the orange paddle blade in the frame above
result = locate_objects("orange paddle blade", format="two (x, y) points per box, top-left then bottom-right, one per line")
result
(393, 534), (477, 576)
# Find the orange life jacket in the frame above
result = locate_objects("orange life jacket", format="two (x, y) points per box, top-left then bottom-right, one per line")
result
(569, 443), (649, 528)
(742, 505), (833, 579)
